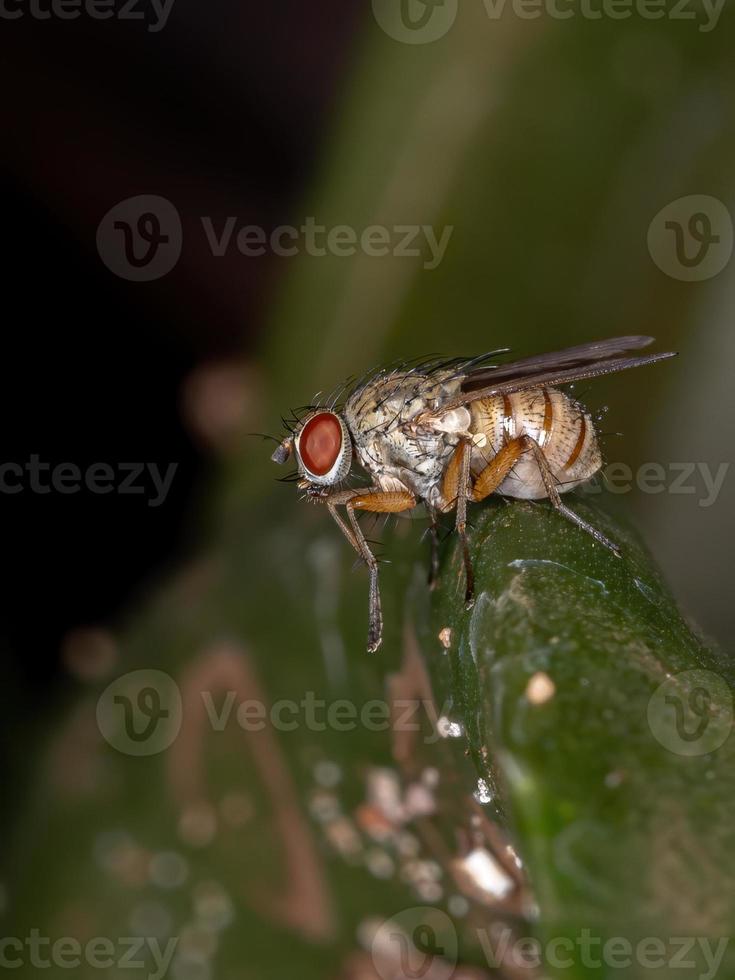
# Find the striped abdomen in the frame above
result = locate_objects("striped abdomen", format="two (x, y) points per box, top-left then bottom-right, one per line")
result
(468, 388), (602, 499)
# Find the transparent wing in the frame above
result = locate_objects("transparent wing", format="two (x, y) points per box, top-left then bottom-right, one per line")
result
(441, 335), (677, 406)
(460, 336), (657, 391)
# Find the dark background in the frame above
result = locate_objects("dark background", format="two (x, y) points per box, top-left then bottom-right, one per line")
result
(0, 0), (363, 697)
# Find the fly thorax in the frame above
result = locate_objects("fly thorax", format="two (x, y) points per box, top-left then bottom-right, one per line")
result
(344, 371), (466, 496)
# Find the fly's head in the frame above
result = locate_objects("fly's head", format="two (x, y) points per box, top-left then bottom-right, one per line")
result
(271, 410), (353, 496)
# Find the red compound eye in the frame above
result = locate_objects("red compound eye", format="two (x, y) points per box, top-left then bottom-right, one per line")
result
(299, 412), (343, 476)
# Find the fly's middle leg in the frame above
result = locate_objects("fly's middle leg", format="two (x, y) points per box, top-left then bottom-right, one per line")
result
(440, 437), (528, 604)
(441, 438), (475, 606)
(524, 437), (621, 556)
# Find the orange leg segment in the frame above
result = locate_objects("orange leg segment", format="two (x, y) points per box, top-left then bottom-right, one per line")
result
(439, 439), (474, 603)
(471, 438), (526, 502)
(440, 441), (466, 515)
(349, 490), (417, 513)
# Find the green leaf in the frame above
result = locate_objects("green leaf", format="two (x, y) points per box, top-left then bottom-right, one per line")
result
(425, 496), (735, 978)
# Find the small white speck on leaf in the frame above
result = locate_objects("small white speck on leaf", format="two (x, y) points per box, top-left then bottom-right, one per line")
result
(473, 778), (493, 805)
(437, 716), (463, 739)
(451, 847), (514, 902)
(526, 671), (555, 705)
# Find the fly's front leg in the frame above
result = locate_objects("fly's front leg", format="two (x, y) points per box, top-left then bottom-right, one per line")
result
(326, 502), (359, 554)
(525, 437), (621, 556)
(348, 489), (416, 652)
(314, 486), (416, 652)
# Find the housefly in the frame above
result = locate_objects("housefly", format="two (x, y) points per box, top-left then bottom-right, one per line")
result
(272, 336), (677, 652)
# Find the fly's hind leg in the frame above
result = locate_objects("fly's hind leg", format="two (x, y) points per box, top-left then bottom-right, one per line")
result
(319, 487), (416, 652)
(524, 437), (621, 556)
